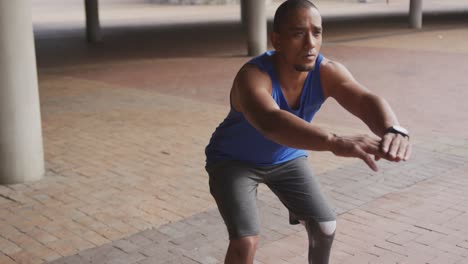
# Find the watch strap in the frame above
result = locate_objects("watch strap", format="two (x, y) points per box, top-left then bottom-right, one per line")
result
(386, 126), (409, 138)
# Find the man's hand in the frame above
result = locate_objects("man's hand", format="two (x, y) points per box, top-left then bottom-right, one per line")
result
(329, 133), (412, 172)
(378, 133), (411, 162)
(329, 134), (383, 172)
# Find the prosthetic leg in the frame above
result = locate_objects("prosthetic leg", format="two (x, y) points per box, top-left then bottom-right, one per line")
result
(301, 219), (336, 264)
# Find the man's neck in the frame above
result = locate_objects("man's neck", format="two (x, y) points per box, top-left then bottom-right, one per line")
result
(273, 53), (309, 92)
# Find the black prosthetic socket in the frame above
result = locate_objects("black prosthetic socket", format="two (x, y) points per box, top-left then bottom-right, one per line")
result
(305, 219), (335, 264)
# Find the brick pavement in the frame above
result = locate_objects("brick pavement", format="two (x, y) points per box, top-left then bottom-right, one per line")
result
(1, 1), (468, 264)
(43, 142), (468, 264)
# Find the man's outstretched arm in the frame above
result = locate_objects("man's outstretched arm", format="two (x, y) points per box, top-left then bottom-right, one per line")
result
(232, 64), (386, 171)
(320, 59), (411, 162)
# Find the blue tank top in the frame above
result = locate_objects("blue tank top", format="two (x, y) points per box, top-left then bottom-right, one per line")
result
(205, 50), (325, 166)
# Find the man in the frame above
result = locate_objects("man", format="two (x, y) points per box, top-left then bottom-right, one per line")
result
(205, 0), (411, 263)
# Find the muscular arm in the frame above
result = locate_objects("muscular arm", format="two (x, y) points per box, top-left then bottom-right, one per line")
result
(321, 59), (411, 162)
(232, 64), (382, 171)
(232, 64), (334, 152)
(320, 60), (399, 137)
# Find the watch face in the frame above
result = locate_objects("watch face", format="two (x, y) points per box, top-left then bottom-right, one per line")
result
(392, 125), (409, 135)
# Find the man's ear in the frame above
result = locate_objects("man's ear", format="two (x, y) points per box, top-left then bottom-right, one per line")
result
(270, 32), (280, 51)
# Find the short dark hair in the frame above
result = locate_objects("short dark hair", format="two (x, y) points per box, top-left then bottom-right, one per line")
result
(273, 0), (318, 33)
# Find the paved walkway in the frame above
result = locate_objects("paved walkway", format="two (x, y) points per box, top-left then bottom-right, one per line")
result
(1, 1), (468, 263)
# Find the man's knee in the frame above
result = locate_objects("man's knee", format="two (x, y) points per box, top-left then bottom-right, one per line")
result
(229, 235), (259, 255)
(302, 219), (335, 264)
(318, 220), (336, 236)
(300, 219), (336, 236)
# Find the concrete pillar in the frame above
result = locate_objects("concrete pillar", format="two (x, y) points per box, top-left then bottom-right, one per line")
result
(244, 0), (267, 56)
(240, 0), (247, 30)
(85, 0), (102, 42)
(409, 0), (423, 29)
(0, 1), (45, 184)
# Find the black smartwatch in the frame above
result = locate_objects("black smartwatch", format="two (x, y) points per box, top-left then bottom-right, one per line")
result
(386, 125), (409, 138)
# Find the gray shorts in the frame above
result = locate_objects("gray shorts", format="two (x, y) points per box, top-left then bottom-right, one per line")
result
(206, 157), (336, 240)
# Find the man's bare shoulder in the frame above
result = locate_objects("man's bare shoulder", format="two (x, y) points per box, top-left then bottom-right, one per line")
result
(233, 63), (272, 93)
(320, 57), (348, 76)
(231, 63), (274, 112)
(320, 57), (358, 98)
(236, 63), (271, 83)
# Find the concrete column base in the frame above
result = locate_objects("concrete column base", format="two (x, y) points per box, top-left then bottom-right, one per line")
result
(244, 0), (267, 56)
(85, 0), (102, 42)
(0, 1), (45, 184)
(409, 0), (423, 29)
